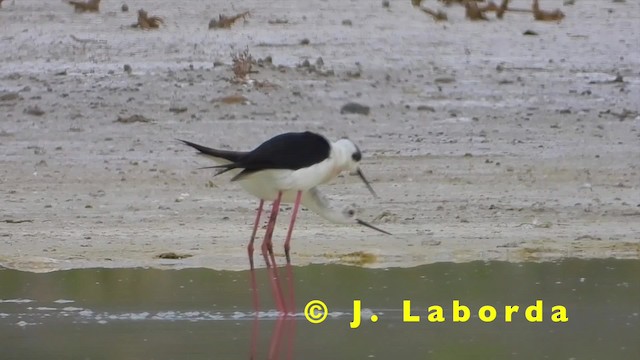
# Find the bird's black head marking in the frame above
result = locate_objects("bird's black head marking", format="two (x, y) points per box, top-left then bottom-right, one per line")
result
(351, 145), (362, 162)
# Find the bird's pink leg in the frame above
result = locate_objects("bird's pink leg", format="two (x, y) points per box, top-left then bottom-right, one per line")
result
(268, 315), (286, 360)
(248, 201), (264, 360)
(248, 199), (264, 270)
(284, 190), (303, 264)
(250, 313), (259, 360)
(248, 200), (264, 318)
(249, 269), (260, 317)
(261, 191), (286, 313)
(283, 191), (302, 319)
(261, 193), (281, 267)
(284, 266), (297, 360)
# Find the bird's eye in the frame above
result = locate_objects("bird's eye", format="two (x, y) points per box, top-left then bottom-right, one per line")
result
(347, 209), (355, 217)
(351, 151), (362, 162)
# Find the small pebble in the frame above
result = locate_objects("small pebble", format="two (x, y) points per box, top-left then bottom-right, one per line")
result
(340, 102), (370, 116)
(24, 106), (45, 116)
(417, 105), (435, 112)
(0, 92), (20, 101)
(169, 106), (188, 113)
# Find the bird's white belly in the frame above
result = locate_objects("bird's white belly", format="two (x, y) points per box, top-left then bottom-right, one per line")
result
(237, 160), (337, 202)
(237, 170), (297, 202)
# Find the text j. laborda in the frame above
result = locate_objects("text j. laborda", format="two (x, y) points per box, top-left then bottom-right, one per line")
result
(303, 300), (568, 328)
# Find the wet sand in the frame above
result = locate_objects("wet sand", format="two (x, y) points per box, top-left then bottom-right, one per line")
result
(1, 0), (639, 271)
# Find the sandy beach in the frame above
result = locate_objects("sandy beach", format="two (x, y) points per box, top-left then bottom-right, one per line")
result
(1, 0), (639, 272)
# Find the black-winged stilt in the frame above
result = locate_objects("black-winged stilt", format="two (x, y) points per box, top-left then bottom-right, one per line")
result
(179, 131), (389, 313)
(179, 131), (387, 263)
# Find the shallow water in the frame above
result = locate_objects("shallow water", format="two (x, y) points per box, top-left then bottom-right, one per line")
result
(1, 259), (639, 359)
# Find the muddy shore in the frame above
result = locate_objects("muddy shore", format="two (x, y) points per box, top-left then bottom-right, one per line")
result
(1, 0), (639, 272)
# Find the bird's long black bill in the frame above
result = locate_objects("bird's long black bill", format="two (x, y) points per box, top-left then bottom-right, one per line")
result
(356, 168), (378, 198)
(356, 219), (391, 235)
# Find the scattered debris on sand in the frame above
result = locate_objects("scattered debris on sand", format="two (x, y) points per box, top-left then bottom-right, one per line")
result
(268, 18), (289, 25)
(2, 219), (34, 224)
(66, 0), (100, 13)
(0, 92), (21, 101)
(479, 1), (499, 12)
(497, 0), (563, 21)
(135, 9), (163, 29)
(497, 0), (509, 18)
(209, 11), (250, 29)
(155, 252), (193, 260)
(589, 74), (624, 85)
(115, 114), (153, 124)
(413, 0), (448, 21)
(418, 0), (564, 22)
(465, 1), (489, 20)
(532, 0), (565, 21)
(24, 105), (45, 116)
(422, 7), (449, 21)
(322, 251), (378, 266)
(212, 94), (251, 105)
(168, 106), (188, 113)
(69, 34), (107, 51)
(231, 48), (256, 83)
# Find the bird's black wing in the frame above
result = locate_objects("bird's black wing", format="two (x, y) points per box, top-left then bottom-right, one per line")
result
(181, 132), (331, 180)
(237, 131), (331, 171)
(178, 139), (248, 163)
